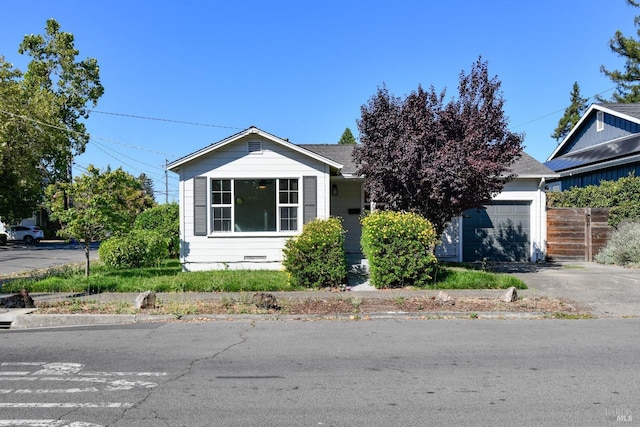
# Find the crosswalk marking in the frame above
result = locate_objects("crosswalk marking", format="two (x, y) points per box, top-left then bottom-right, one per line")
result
(0, 402), (133, 408)
(0, 361), (167, 426)
(0, 421), (103, 426)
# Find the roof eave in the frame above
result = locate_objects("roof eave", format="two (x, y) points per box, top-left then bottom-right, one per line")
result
(167, 127), (343, 172)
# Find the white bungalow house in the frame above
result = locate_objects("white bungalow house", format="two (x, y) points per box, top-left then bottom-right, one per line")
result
(167, 126), (558, 271)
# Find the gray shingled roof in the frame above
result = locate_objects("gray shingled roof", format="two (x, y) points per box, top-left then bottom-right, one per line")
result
(299, 144), (556, 178)
(599, 103), (640, 120)
(299, 144), (358, 175)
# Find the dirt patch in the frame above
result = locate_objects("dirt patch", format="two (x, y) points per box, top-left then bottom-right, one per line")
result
(35, 294), (590, 318)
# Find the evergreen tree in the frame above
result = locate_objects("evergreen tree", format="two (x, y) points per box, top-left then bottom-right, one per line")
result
(338, 128), (357, 144)
(600, 0), (640, 102)
(552, 82), (588, 142)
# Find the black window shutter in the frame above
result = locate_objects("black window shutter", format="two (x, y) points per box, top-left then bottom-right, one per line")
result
(194, 177), (207, 236)
(303, 176), (317, 224)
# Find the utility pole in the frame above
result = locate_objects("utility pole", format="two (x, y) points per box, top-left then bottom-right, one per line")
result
(165, 159), (169, 204)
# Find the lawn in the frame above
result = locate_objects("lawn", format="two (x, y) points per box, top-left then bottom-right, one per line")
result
(1, 259), (526, 293)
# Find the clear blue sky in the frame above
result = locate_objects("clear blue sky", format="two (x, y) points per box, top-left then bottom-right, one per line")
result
(0, 1), (636, 202)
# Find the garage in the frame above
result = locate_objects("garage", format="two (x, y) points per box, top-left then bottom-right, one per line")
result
(462, 202), (531, 262)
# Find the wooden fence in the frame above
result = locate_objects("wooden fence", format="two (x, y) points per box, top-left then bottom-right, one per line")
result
(546, 208), (611, 261)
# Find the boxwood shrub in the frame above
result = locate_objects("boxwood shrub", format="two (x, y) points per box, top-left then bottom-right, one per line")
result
(361, 211), (438, 288)
(282, 217), (347, 288)
(99, 230), (169, 269)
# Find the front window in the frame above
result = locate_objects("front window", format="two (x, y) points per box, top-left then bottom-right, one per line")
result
(211, 178), (299, 233)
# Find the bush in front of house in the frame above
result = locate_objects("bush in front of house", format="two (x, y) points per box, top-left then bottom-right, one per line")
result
(134, 203), (179, 258)
(361, 211), (438, 288)
(594, 221), (640, 266)
(282, 217), (347, 288)
(99, 230), (169, 269)
(0, 233), (6, 246)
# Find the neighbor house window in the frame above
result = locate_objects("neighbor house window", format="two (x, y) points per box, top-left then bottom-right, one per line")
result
(210, 178), (299, 233)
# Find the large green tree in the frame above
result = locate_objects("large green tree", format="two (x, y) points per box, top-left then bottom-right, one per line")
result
(551, 82), (589, 142)
(354, 57), (523, 236)
(600, 0), (640, 102)
(45, 166), (155, 276)
(0, 19), (104, 222)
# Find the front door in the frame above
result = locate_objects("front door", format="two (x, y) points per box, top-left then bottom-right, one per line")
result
(329, 180), (363, 255)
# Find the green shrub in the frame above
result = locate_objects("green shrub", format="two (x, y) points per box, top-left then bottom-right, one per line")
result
(594, 221), (640, 266)
(282, 217), (347, 288)
(361, 211), (438, 288)
(99, 230), (169, 269)
(0, 233), (6, 246)
(134, 203), (179, 257)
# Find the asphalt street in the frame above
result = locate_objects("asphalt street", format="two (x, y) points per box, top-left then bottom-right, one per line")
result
(1, 319), (638, 426)
(0, 241), (99, 278)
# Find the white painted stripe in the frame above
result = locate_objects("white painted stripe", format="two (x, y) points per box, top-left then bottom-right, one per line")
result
(42, 377), (158, 389)
(0, 377), (157, 389)
(0, 421), (66, 427)
(33, 363), (83, 376)
(0, 372), (31, 376)
(0, 420), (103, 427)
(0, 402), (133, 408)
(0, 362), (46, 366)
(11, 387), (100, 394)
(79, 372), (167, 377)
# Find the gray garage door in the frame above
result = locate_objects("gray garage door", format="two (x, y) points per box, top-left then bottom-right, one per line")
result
(462, 202), (530, 262)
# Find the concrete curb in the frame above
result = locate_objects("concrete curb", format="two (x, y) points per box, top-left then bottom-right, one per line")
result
(3, 310), (555, 329)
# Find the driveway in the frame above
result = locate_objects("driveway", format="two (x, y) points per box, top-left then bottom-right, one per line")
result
(505, 261), (640, 318)
(0, 241), (100, 279)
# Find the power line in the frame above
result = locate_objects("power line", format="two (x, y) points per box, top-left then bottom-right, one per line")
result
(88, 109), (244, 130)
(512, 87), (616, 129)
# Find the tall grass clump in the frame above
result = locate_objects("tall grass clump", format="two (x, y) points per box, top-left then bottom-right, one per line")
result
(361, 211), (438, 288)
(595, 222), (640, 266)
(282, 217), (347, 288)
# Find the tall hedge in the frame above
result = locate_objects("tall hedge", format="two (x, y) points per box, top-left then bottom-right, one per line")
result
(282, 217), (347, 288)
(361, 211), (438, 288)
(547, 174), (640, 227)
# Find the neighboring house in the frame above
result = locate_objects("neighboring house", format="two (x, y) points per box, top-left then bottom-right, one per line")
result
(167, 126), (557, 271)
(545, 103), (640, 191)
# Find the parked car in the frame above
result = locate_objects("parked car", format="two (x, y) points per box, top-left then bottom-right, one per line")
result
(5, 225), (44, 243)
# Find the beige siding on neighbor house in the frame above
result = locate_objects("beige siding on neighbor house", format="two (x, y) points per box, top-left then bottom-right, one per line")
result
(176, 136), (332, 270)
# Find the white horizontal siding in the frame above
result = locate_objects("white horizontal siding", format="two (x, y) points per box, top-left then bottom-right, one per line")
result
(176, 135), (332, 270)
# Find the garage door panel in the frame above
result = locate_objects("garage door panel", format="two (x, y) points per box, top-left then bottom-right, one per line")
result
(462, 202), (530, 262)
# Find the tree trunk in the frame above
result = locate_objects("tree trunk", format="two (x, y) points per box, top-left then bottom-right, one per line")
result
(84, 239), (91, 277)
